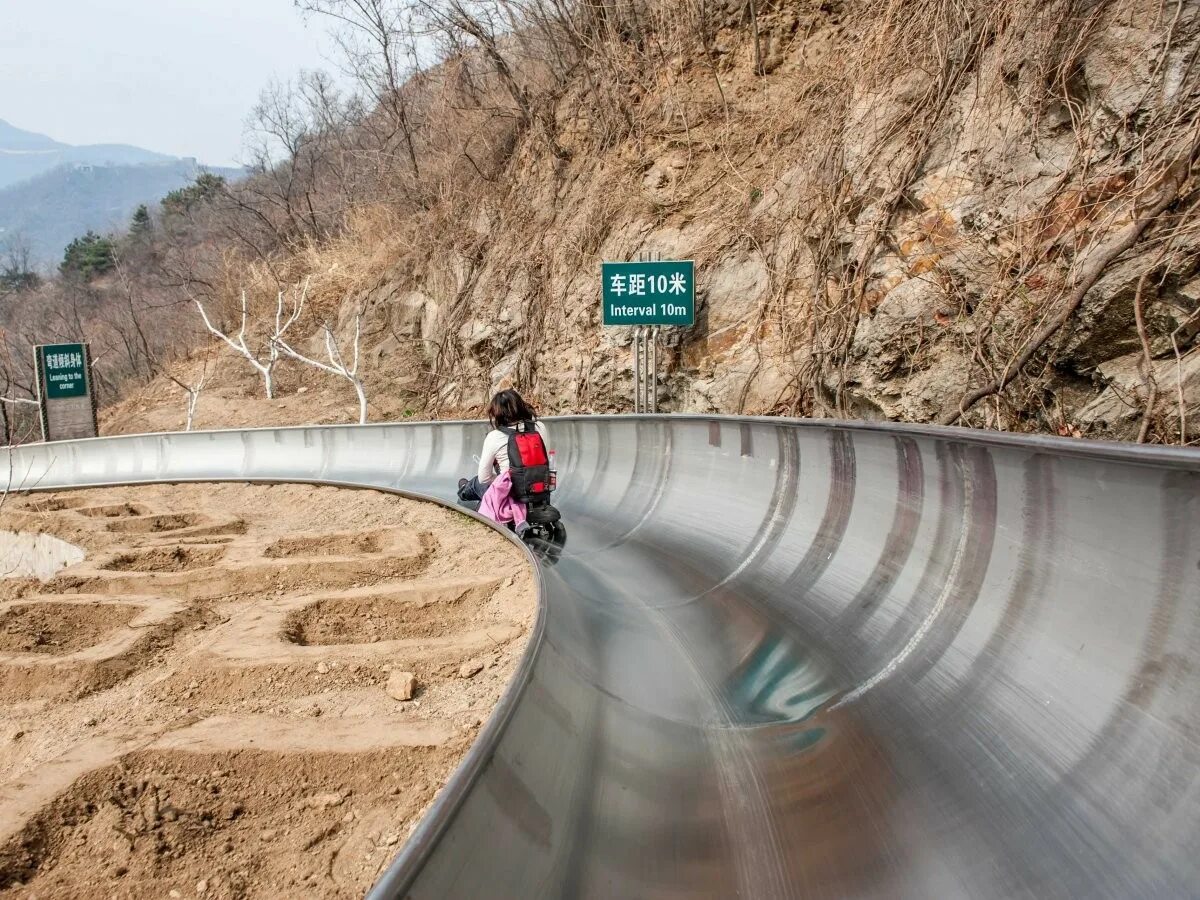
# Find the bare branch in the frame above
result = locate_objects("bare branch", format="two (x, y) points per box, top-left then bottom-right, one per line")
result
(192, 279), (309, 400)
(275, 303), (369, 423)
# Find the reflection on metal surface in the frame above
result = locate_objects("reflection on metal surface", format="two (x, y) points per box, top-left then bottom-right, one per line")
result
(6, 417), (1200, 898)
(725, 631), (838, 725)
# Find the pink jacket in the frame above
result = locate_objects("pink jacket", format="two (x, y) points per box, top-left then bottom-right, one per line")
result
(479, 470), (527, 529)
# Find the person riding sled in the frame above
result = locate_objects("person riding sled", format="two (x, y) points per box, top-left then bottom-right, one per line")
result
(457, 389), (563, 552)
(458, 389), (553, 505)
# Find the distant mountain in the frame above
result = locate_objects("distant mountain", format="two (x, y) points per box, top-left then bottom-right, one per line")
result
(0, 119), (243, 267)
(0, 160), (243, 268)
(0, 119), (180, 190)
(0, 120), (63, 151)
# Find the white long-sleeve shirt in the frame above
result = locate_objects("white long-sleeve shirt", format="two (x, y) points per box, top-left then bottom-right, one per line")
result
(478, 421), (550, 485)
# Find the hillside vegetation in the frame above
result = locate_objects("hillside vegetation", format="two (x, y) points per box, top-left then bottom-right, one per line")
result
(0, 161), (243, 266)
(11, 0), (1200, 445)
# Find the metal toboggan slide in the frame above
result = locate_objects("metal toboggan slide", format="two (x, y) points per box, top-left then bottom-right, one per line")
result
(7, 416), (1200, 898)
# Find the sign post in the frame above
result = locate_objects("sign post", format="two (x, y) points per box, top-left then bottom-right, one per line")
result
(35, 342), (98, 441)
(602, 258), (694, 412)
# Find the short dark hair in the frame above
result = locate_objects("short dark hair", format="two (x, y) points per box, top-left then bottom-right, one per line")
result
(488, 389), (536, 429)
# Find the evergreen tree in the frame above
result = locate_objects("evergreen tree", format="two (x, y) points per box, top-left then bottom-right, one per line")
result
(61, 231), (116, 280)
(162, 173), (226, 217)
(129, 204), (152, 239)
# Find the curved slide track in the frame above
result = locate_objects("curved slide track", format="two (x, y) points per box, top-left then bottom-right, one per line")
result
(6, 416), (1200, 898)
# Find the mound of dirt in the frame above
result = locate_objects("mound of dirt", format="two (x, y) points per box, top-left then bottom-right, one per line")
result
(75, 503), (150, 519)
(0, 603), (138, 655)
(1, 748), (455, 898)
(102, 546), (226, 573)
(284, 579), (502, 646)
(104, 514), (204, 534)
(263, 531), (384, 559)
(0, 482), (535, 899)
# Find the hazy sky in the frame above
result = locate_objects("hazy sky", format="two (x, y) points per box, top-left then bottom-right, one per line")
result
(1, 0), (340, 166)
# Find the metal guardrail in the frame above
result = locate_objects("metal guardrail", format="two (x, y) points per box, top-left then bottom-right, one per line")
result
(6, 417), (1200, 898)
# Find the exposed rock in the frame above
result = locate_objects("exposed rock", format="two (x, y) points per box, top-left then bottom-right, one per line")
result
(387, 671), (418, 702)
(1084, 24), (1162, 120)
(1078, 350), (1200, 441)
(299, 792), (346, 810)
(458, 660), (484, 679)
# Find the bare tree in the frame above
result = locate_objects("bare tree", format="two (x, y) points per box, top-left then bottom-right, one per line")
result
(193, 281), (307, 399)
(0, 236), (39, 298)
(165, 357), (210, 432)
(437, 0), (535, 128)
(298, 0), (425, 181)
(274, 296), (369, 423)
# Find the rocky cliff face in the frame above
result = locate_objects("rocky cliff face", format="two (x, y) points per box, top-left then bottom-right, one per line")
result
(120, 0), (1200, 445)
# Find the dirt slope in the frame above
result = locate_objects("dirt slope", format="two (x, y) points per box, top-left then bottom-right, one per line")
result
(0, 483), (535, 899)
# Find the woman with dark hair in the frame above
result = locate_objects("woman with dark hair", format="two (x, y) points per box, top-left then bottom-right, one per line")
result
(457, 389), (550, 503)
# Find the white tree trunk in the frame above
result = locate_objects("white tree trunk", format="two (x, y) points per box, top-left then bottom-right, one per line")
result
(353, 378), (367, 424)
(274, 309), (369, 426)
(194, 282), (305, 403)
(185, 392), (199, 431)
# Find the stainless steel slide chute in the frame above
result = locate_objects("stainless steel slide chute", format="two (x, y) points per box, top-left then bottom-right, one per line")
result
(5, 416), (1199, 898)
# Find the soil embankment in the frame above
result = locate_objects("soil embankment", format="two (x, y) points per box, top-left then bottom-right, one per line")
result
(0, 482), (535, 899)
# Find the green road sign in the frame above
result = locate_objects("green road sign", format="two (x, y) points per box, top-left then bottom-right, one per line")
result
(602, 260), (694, 326)
(39, 343), (88, 399)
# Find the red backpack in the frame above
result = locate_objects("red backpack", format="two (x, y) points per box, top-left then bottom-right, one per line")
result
(502, 420), (551, 505)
